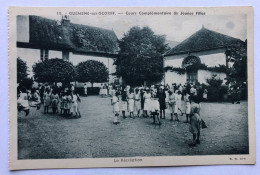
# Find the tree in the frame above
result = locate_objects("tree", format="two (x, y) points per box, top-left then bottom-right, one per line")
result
(225, 41), (247, 100)
(76, 60), (109, 87)
(17, 57), (28, 83)
(32, 58), (76, 85)
(115, 26), (168, 86)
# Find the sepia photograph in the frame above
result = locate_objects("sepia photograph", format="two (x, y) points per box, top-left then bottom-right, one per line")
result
(8, 6), (255, 170)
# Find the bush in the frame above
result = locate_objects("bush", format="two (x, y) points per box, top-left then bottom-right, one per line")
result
(206, 75), (228, 102)
(76, 60), (109, 87)
(33, 58), (76, 83)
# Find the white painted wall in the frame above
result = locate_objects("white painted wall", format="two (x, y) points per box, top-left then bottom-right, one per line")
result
(200, 53), (226, 67)
(165, 71), (186, 86)
(49, 50), (62, 59)
(198, 70), (226, 85)
(164, 56), (183, 67)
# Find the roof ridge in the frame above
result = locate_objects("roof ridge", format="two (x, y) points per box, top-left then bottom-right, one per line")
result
(165, 27), (244, 56)
(202, 27), (243, 42)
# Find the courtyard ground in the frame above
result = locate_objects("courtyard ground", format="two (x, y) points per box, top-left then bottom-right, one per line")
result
(18, 96), (249, 159)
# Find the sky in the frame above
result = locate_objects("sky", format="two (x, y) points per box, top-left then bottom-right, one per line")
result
(43, 13), (247, 43)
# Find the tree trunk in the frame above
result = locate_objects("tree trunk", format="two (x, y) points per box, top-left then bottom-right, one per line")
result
(91, 82), (94, 87)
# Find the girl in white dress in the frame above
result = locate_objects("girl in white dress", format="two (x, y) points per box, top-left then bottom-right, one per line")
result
(151, 98), (161, 125)
(112, 92), (120, 124)
(121, 89), (127, 119)
(168, 90), (176, 121)
(71, 91), (81, 118)
(17, 87), (30, 116)
(51, 91), (59, 114)
(143, 89), (152, 118)
(134, 88), (141, 117)
(174, 90), (183, 121)
(128, 88), (135, 118)
(43, 88), (52, 114)
(165, 88), (169, 109)
(184, 91), (191, 123)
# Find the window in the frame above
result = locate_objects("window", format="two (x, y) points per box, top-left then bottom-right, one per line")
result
(182, 55), (200, 83)
(40, 49), (49, 61)
(186, 71), (198, 83)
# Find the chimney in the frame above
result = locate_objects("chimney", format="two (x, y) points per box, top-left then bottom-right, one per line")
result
(61, 15), (70, 27)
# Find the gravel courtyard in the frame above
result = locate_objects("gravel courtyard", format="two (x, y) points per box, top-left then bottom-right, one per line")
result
(18, 96), (249, 159)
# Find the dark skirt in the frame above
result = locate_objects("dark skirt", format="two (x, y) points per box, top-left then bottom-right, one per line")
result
(159, 100), (166, 110)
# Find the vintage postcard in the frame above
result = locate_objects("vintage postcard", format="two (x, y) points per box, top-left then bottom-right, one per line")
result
(8, 6), (255, 170)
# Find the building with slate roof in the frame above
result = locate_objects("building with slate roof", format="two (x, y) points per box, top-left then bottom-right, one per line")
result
(163, 26), (245, 85)
(17, 15), (119, 85)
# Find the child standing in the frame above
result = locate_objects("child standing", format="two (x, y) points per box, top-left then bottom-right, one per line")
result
(168, 90), (176, 121)
(66, 91), (72, 117)
(174, 90), (182, 121)
(143, 88), (152, 118)
(184, 91), (191, 123)
(165, 87), (169, 110)
(59, 91), (65, 116)
(43, 88), (52, 114)
(157, 87), (166, 119)
(189, 97), (202, 146)
(121, 89), (127, 119)
(134, 88), (141, 117)
(112, 92), (120, 124)
(51, 91), (59, 114)
(71, 91), (81, 118)
(127, 88), (135, 118)
(151, 98), (161, 125)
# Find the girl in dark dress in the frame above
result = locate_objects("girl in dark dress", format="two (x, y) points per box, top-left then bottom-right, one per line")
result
(157, 87), (166, 119)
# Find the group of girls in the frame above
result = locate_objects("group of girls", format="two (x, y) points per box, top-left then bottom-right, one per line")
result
(42, 88), (81, 118)
(112, 87), (161, 125)
(111, 85), (204, 146)
(17, 85), (81, 119)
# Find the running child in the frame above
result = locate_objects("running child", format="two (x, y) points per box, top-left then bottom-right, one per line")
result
(17, 87), (30, 116)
